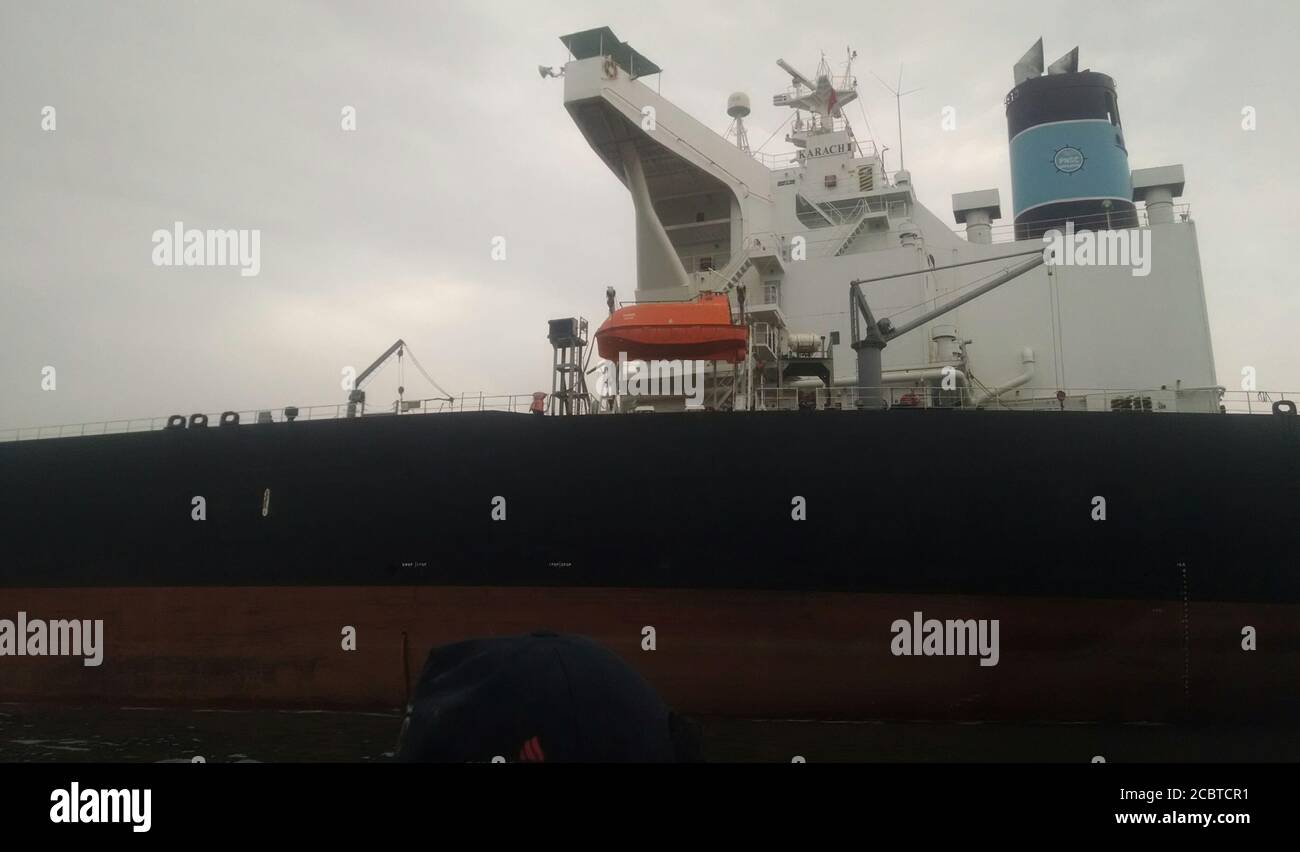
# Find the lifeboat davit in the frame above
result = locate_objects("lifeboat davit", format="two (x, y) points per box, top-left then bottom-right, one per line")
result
(595, 292), (747, 363)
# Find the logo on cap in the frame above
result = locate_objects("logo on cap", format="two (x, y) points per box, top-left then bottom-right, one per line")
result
(519, 736), (546, 762)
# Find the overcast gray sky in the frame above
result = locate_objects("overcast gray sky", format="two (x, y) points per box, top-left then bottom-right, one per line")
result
(2, 0), (1297, 430)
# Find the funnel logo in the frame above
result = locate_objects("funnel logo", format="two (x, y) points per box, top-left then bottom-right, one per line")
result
(1053, 145), (1085, 174)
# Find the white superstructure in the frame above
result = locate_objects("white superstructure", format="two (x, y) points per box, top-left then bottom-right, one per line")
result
(557, 27), (1219, 413)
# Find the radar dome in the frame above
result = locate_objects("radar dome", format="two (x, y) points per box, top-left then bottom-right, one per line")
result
(726, 92), (751, 119)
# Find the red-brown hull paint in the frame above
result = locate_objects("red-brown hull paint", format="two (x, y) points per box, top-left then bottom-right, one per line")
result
(1, 586), (1295, 721)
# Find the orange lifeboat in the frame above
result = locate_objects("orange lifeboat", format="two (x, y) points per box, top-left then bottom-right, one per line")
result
(594, 292), (747, 364)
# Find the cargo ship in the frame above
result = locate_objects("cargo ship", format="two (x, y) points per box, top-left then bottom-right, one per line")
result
(2, 29), (1297, 723)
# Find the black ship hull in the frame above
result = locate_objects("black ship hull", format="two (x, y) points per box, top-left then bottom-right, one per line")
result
(2, 409), (1298, 720)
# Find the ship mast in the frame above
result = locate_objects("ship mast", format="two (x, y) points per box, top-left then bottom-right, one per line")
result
(773, 54), (858, 146)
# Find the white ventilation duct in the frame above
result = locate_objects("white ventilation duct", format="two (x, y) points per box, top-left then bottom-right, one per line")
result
(971, 348), (1036, 406)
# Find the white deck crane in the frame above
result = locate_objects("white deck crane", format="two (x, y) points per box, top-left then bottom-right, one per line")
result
(345, 339), (454, 418)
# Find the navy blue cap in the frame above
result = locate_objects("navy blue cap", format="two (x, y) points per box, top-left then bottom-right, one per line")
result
(396, 633), (678, 763)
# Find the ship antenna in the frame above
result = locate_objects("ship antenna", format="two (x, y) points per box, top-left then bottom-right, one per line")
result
(840, 47), (862, 154)
(872, 66), (922, 171)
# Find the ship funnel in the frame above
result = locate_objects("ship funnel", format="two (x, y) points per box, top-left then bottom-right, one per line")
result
(1006, 48), (1136, 239)
(1013, 38), (1044, 86)
(1047, 47), (1079, 75)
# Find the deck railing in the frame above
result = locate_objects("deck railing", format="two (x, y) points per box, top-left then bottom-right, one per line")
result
(0, 393), (537, 443)
(750, 386), (1293, 415)
(0, 387), (1293, 443)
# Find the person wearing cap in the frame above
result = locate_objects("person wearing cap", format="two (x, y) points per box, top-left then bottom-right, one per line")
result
(396, 632), (700, 762)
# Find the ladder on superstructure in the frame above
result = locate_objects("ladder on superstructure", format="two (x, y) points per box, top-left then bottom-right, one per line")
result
(710, 362), (740, 410)
(547, 317), (591, 415)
